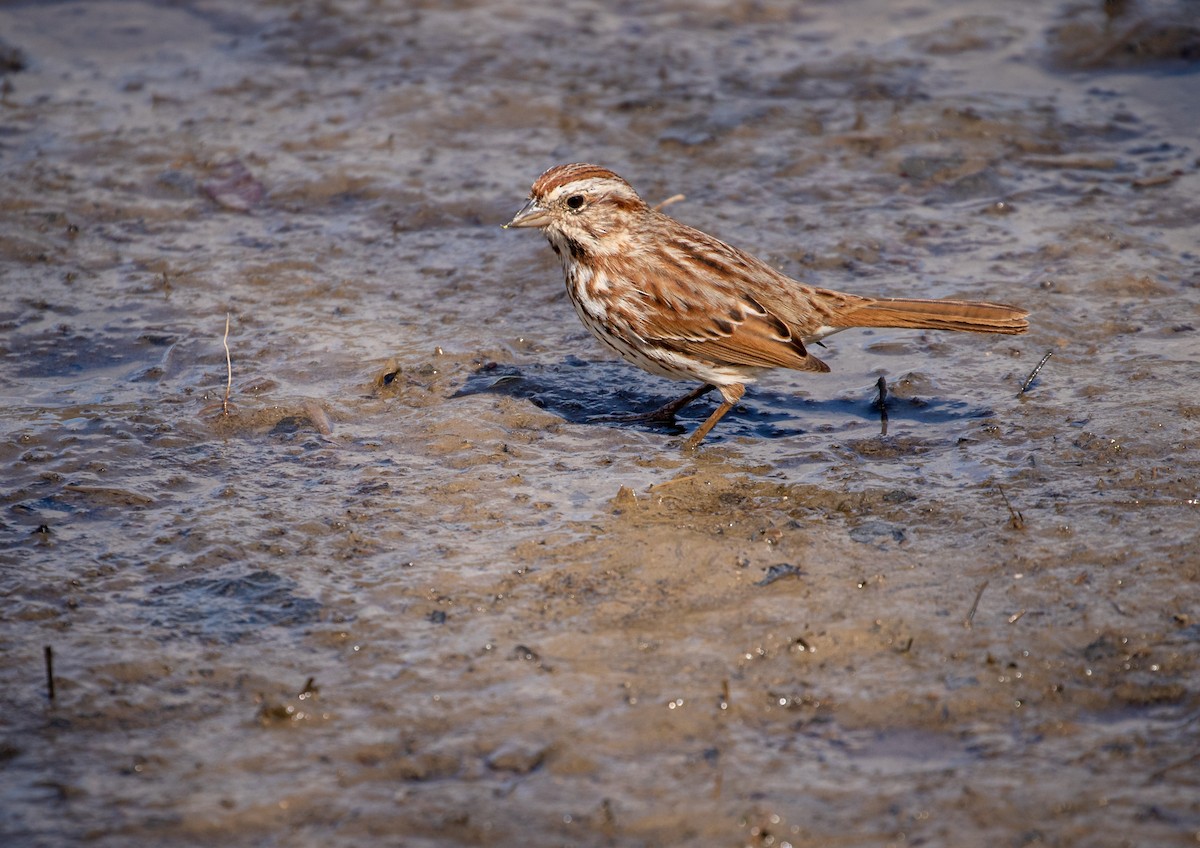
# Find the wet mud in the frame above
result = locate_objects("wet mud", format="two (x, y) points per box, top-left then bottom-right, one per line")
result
(1, 1), (1198, 846)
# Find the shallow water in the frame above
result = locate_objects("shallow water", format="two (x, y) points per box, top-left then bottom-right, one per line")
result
(1, 0), (1198, 845)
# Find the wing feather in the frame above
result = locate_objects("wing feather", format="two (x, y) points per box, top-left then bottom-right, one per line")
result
(618, 218), (830, 373)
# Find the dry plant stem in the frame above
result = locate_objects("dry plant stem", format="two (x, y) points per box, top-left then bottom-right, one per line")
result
(997, 483), (1026, 529)
(875, 375), (889, 436)
(964, 580), (989, 629)
(1020, 350), (1053, 395)
(44, 645), (54, 701)
(652, 193), (686, 212)
(222, 313), (233, 415)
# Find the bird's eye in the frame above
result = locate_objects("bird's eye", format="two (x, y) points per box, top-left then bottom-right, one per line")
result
(566, 194), (585, 210)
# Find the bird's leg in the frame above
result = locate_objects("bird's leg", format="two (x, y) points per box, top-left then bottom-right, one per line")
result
(641, 384), (716, 420)
(592, 384), (715, 424)
(682, 383), (745, 450)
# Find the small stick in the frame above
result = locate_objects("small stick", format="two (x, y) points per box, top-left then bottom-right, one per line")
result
(874, 375), (889, 436)
(652, 193), (685, 212)
(1020, 350), (1053, 395)
(222, 314), (232, 415)
(964, 580), (989, 629)
(1007, 610), (1026, 624)
(44, 645), (55, 701)
(997, 484), (1025, 530)
(220, 314), (234, 417)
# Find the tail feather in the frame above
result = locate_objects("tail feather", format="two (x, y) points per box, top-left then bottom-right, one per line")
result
(834, 297), (1029, 335)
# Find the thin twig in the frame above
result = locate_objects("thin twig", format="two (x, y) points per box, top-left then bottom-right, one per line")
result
(652, 193), (685, 212)
(874, 375), (889, 436)
(997, 484), (1025, 530)
(44, 645), (55, 701)
(1020, 350), (1053, 395)
(222, 313), (233, 415)
(964, 580), (989, 629)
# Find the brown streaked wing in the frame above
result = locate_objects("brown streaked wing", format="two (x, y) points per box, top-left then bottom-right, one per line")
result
(615, 216), (831, 373)
(661, 313), (831, 373)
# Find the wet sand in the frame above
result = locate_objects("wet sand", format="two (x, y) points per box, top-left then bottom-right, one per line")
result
(1, 1), (1198, 845)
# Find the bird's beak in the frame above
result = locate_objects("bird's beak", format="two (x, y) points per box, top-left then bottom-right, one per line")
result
(503, 198), (550, 229)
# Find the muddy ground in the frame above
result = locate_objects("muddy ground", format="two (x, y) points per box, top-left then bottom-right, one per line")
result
(1, 1), (1198, 846)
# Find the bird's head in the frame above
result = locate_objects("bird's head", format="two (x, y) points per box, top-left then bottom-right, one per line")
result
(504, 163), (649, 257)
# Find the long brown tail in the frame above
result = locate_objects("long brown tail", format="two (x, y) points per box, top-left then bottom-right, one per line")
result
(834, 297), (1028, 334)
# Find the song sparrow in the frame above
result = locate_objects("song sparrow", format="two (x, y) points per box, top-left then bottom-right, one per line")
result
(505, 163), (1028, 449)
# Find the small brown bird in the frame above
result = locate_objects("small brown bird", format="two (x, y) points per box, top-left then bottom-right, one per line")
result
(505, 163), (1028, 449)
